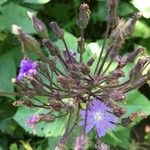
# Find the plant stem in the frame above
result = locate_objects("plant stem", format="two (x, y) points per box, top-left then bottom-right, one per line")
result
(62, 39), (72, 63)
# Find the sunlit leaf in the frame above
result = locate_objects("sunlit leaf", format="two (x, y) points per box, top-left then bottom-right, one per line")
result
(23, 0), (50, 4)
(14, 107), (68, 137)
(132, 0), (150, 18)
(132, 21), (150, 39)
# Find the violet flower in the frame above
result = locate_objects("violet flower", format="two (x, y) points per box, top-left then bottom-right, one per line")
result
(17, 58), (37, 80)
(80, 99), (117, 137)
(26, 115), (41, 134)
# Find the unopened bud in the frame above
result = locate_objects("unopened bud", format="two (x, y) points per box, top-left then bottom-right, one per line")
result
(107, 0), (118, 29)
(12, 25), (41, 54)
(40, 113), (55, 122)
(27, 11), (49, 39)
(42, 39), (60, 56)
(77, 3), (91, 29)
(87, 56), (95, 66)
(49, 21), (64, 39)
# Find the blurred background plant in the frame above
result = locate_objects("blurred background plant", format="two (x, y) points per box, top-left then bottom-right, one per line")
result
(0, 0), (150, 149)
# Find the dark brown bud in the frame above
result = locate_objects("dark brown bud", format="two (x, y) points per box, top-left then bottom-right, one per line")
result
(77, 37), (85, 53)
(13, 100), (32, 107)
(49, 21), (64, 39)
(107, 0), (118, 29)
(113, 107), (126, 117)
(28, 12), (49, 38)
(123, 12), (142, 39)
(80, 64), (90, 75)
(48, 100), (65, 111)
(109, 90), (125, 101)
(77, 3), (91, 29)
(126, 47), (144, 63)
(87, 56), (95, 66)
(40, 113), (55, 122)
(129, 58), (149, 79)
(42, 39), (60, 56)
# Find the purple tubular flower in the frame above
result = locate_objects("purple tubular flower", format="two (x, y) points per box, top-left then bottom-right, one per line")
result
(80, 99), (117, 137)
(17, 58), (37, 80)
(26, 115), (40, 130)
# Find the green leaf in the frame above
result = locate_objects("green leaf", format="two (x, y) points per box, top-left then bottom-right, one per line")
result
(0, 99), (17, 135)
(0, 3), (36, 33)
(102, 127), (130, 150)
(119, 2), (135, 16)
(0, 52), (16, 93)
(125, 90), (150, 115)
(23, 0), (50, 4)
(132, 0), (150, 18)
(0, 0), (7, 5)
(132, 21), (150, 39)
(14, 107), (67, 137)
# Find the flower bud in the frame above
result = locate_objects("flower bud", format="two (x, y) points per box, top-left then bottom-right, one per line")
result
(74, 134), (88, 150)
(77, 3), (91, 29)
(12, 25), (41, 54)
(87, 56), (95, 66)
(107, 0), (118, 29)
(27, 12), (49, 39)
(42, 39), (60, 56)
(49, 21), (64, 39)
(40, 113), (56, 122)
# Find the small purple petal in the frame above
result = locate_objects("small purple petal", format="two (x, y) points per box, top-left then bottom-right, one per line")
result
(80, 98), (118, 137)
(17, 58), (37, 80)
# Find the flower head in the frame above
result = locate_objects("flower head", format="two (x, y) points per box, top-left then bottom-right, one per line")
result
(26, 115), (41, 134)
(17, 58), (37, 80)
(80, 99), (117, 137)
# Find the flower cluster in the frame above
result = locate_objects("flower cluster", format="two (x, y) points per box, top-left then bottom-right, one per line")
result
(10, 1), (150, 149)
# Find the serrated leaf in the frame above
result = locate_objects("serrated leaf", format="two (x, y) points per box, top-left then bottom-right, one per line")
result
(0, 52), (16, 93)
(0, 3), (36, 33)
(14, 107), (67, 137)
(23, 0), (50, 4)
(132, 0), (150, 18)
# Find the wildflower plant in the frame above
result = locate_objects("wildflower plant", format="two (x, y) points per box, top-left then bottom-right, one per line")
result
(2, 0), (149, 149)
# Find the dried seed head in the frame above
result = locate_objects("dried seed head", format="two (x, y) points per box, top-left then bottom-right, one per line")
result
(49, 21), (64, 39)
(77, 3), (91, 29)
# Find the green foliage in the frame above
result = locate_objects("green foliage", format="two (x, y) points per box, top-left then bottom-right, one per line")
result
(0, 3), (36, 33)
(14, 107), (68, 137)
(0, 0), (150, 149)
(0, 52), (16, 93)
(23, 0), (51, 4)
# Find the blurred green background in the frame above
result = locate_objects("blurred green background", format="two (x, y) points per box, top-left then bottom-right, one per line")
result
(0, 0), (150, 149)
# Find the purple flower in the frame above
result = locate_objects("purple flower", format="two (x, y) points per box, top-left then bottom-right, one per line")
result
(26, 115), (41, 134)
(80, 99), (117, 137)
(17, 58), (37, 80)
